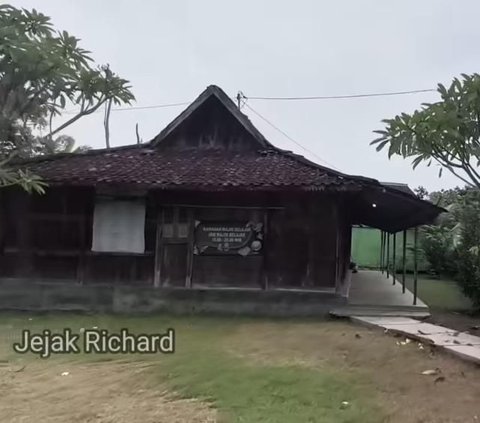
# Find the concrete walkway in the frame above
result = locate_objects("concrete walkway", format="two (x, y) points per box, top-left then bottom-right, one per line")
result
(348, 270), (426, 307)
(331, 270), (429, 317)
(353, 316), (480, 365)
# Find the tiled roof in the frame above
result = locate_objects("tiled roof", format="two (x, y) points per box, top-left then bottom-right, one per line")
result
(19, 146), (367, 191)
(381, 182), (416, 196)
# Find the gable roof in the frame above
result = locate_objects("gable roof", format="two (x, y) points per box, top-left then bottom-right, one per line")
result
(151, 85), (274, 149)
(14, 145), (367, 191)
(10, 84), (445, 231)
(14, 85), (376, 192)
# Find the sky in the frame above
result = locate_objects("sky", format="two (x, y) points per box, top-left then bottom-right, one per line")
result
(10, 0), (480, 191)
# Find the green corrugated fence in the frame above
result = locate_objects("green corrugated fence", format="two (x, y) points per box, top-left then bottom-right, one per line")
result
(351, 226), (429, 272)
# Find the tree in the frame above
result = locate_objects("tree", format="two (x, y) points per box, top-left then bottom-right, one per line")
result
(455, 190), (480, 309)
(0, 5), (134, 191)
(371, 74), (480, 189)
(414, 186), (429, 200)
(40, 135), (91, 155)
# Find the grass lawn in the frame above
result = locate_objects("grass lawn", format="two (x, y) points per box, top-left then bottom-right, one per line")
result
(1, 313), (480, 422)
(403, 273), (472, 311)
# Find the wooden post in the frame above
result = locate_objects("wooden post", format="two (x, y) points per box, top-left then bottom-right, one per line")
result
(76, 215), (86, 285)
(392, 232), (396, 285)
(380, 231), (384, 273)
(17, 194), (33, 278)
(402, 229), (407, 294)
(0, 191), (4, 255)
(185, 209), (194, 288)
(262, 209), (269, 290)
(153, 211), (163, 287)
(413, 226), (418, 305)
(386, 233), (390, 279)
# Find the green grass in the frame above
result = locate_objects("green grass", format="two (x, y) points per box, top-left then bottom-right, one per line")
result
(161, 327), (380, 422)
(0, 313), (384, 423)
(404, 274), (472, 311)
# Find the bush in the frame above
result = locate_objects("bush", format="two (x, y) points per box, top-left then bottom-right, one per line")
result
(421, 225), (456, 276)
(456, 195), (480, 309)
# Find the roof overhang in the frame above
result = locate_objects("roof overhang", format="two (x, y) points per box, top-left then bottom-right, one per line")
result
(349, 183), (446, 232)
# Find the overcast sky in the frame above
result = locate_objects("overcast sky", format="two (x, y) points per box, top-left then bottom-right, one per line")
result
(10, 0), (480, 191)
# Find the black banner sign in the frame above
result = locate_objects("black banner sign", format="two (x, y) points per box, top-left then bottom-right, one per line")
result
(194, 222), (263, 256)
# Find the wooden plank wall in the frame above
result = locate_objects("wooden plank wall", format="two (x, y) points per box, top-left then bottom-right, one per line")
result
(0, 188), (343, 289)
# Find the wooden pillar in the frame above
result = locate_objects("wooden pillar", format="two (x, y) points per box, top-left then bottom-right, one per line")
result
(185, 209), (194, 288)
(382, 231), (386, 272)
(392, 232), (396, 285)
(402, 229), (407, 294)
(16, 193), (33, 277)
(386, 232), (390, 279)
(380, 231), (384, 273)
(153, 210), (163, 287)
(0, 191), (4, 255)
(76, 216), (86, 285)
(304, 201), (318, 288)
(262, 209), (269, 290)
(413, 226), (418, 305)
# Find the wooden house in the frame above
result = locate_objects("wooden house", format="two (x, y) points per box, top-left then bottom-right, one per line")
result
(0, 85), (443, 314)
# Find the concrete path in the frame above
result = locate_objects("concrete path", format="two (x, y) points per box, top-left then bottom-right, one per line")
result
(353, 316), (480, 365)
(331, 270), (429, 317)
(348, 270), (426, 308)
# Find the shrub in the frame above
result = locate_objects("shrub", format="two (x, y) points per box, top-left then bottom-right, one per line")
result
(421, 225), (456, 276)
(456, 195), (480, 309)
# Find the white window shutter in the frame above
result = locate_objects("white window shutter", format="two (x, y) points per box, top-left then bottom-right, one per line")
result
(92, 199), (146, 253)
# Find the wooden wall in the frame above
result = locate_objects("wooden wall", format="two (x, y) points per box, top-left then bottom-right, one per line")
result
(158, 95), (263, 152)
(0, 187), (154, 285)
(0, 187), (348, 290)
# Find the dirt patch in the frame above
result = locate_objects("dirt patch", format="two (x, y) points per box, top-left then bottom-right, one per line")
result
(426, 310), (480, 333)
(0, 359), (216, 423)
(224, 320), (480, 423)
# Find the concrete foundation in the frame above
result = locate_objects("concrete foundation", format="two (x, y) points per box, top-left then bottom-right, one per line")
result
(0, 279), (345, 316)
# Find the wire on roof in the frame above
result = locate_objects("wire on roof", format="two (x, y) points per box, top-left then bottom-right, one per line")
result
(64, 101), (191, 115)
(244, 103), (341, 171)
(62, 87), (437, 115)
(245, 88), (436, 101)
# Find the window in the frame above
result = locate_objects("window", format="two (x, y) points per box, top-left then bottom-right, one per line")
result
(92, 198), (146, 253)
(162, 207), (189, 240)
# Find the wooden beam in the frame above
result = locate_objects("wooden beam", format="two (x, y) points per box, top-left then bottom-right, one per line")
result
(402, 229), (407, 294)
(76, 216), (86, 285)
(0, 190), (4, 255)
(159, 203), (285, 210)
(392, 232), (396, 285)
(386, 232), (390, 279)
(185, 209), (194, 288)
(413, 226), (418, 305)
(262, 209), (269, 290)
(153, 210), (164, 287)
(380, 231), (384, 274)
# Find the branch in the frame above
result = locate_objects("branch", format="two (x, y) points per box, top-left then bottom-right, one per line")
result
(430, 144), (480, 187)
(431, 155), (477, 188)
(103, 98), (112, 149)
(49, 97), (106, 137)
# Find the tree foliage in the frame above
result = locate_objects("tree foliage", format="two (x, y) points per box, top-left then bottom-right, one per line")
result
(419, 187), (480, 309)
(455, 191), (480, 308)
(372, 74), (480, 188)
(0, 4), (134, 192)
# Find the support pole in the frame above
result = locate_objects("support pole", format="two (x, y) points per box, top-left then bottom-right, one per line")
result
(380, 231), (385, 275)
(392, 232), (396, 285)
(380, 231), (384, 273)
(402, 229), (407, 294)
(413, 226), (418, 305)
(386, 232), (390, 279)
